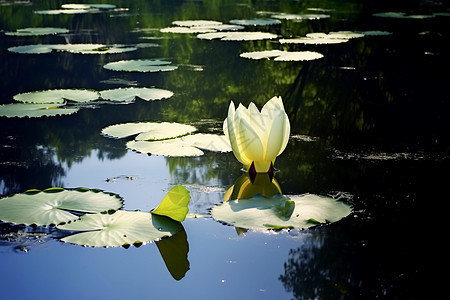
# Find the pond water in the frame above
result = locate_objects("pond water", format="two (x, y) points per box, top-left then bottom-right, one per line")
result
(1, 0), (449, 299)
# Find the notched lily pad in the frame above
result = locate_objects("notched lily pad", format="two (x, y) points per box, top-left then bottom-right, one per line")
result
(127, 133), (231, 157)
(101, 122), (197, 140)
(14, 89), (100, 104)
(210, 193), (352, 230)
(240, 50), (323, 61)
(5, 27), (69, 36)
(197, 31), (278, 41)
(0, 103), (79, 118)
(58, 210), (181, 247)
(103, 59), (178, 73)
(0, 188), (124, 226)
(99, 87), (174, 102)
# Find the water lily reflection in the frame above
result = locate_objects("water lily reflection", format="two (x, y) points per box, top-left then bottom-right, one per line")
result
(223, 96), (290, 174)
(224, 172), (282, 201)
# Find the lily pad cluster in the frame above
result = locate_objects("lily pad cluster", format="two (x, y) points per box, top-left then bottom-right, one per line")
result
(0, 185), (190, 248)
(0, 87), (173, 118)
(101, 121), (231, 157)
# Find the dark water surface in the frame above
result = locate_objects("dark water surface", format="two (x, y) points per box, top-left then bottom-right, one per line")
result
(1, 1), (449, 299)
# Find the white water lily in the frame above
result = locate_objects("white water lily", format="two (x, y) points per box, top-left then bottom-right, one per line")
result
(223, 96), (290, 173)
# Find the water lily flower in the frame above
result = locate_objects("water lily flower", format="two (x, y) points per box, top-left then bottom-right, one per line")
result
(223, 96), (290, 174)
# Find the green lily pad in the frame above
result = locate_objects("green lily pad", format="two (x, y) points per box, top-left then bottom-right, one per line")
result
(34, 9), (90, 15)
(229, 18), (282, 26)
(0, 103), (79, 118)
(99, 87), (174, 102)
(172, 20), (223, 27)
(103, 59), (178, 72)
(127, 133), (231, 156)
(5, 27), (69, 36)
(8, 44), (137, 54)
(270, 13), (330, 20)
(210, 193), (352, 230)
(240, 50), (323, 61)
(161, 27), (217, 34)
(58, 210), (182, 247)
(13, 89), (100, 104)
(0, 188), (124, 226)
(101, 122), (197, 140)
(197, 31), (278, 41)
(151, 185), (191, 222)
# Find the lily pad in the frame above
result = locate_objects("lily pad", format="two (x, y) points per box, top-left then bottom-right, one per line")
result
(102, 122), (197, 140)
(126, 133), (231, 156)
(5, 27), (69, 36)
(161, 27), (217, 34)
(0, 103), (79, 118)
(0, 187), (124, 226)
(99, 87), (174, 102)
(229, 18), (282, 26)
(103, 59), (178, 72)
(240, 50), (323, 61)
(172, 20), (223, 27)
(210, 193), (352, 230)
(151, 185), (190, 222)
(13, 89), (100, 104)
(8, 44), (137, 54)
(197, 31), (278, 41)
(58, 210), (182, 247)
(270, 13), (330, 20)
(34, 9), (90, 15)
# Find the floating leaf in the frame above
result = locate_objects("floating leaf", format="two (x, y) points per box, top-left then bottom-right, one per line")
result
(197, 31), (278, 41)
(99, 87), (174, 102)
(127, 133), (231, 156)
(270, 13), (330, 20)
(8, 43), (137, 54)
(240, 50), (323, 61)
(210, 193), (352, 230)
(103, 59), (178, 72)
(229, 18), (282, 26)
(172, 20), (223, 27)
(102, 122), (197, 139)
(161, 27), (216, 34)
(34, 9), (90, 15)
(372, 11), (435, 19)
(58, 210), (181, 247)
(0, 188), (123, 226)
(0, 103), (79, 118)
(5, 27), (69, 36)
(151, 185), (191, 222)
(13, 89), (100, 104)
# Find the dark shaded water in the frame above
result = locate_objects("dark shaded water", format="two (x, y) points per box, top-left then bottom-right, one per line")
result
(1, 1), (449, 299)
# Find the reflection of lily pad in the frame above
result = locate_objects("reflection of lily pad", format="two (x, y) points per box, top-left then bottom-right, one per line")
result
(58, 210), (181, 247)
(197, 31), (278, 41)
(229, 18), (281, 26)
(103, 59), (178, 72)
(0, 103), (79, 118)
(0, 188), (124, 226)
(127, 134), (231, 156)
(14, 89), (100, 104)
(211, 194), (352, 230)
(240, 50), (323, 61)
(5, 27), (69, 36)
(99, 87), (174, 102)
(102, 122), (197, 140)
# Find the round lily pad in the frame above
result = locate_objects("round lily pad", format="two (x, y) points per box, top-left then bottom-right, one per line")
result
(161, 27), (217, 34)
(5, 27), (69, 36)
(8, 44), (137, 54)
(103, 59), (178, 72)
(102, 122), (197, 140)
(13, 89), (100, 104)
(0, 188), (124, 226)
(229, 18), (282, 26)
(58, 210), (181, 247)
(197, 31), (278, 41)
(240, 50), (323, 61)
(0, 103), (79, 118)
(172, 20), (223, 27)
(127, 133), (231, 156)
(210, 193), (352, 230)
(99, 87), (174, 102)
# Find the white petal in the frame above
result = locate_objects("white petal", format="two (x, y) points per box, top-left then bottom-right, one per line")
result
(238, 116), (264, 162)
(264, 109), (287, 160)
